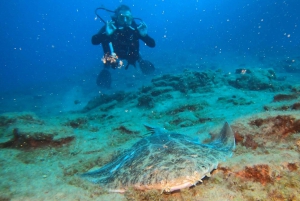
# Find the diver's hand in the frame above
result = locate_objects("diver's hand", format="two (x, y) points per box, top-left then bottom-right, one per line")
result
(106, 21), (116, 36)
(137, 22), (148, 37)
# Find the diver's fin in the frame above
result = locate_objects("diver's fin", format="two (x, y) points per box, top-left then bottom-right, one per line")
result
(139, 59), (155, 75)
(125, 60), (136, 70)
(96, 69), (111, 88)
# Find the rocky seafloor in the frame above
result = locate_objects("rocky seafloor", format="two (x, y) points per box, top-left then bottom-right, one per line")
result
(0, 68), (300, 201)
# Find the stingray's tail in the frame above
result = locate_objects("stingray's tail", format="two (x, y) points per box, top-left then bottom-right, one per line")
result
(207, 122), (236, 153)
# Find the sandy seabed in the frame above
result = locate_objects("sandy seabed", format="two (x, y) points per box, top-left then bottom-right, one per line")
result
(1, 62), (300, 201)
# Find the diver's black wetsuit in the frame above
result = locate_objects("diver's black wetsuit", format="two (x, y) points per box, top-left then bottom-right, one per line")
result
(92, 21), (155, 67)
(92, 20), (155, 88)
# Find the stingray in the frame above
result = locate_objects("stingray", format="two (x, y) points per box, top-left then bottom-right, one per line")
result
(79, 122), (235, 193)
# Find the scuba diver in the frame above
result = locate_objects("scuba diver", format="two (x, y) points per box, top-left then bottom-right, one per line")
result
(92, 5), (156, 88)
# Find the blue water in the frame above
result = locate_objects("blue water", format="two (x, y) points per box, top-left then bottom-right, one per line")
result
(0, 0), (299, 114)
(1, 1), (300, 199)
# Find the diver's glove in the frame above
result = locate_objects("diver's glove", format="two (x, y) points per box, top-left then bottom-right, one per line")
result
(106, 20), (116, 36)
(137, 22), (148, 37)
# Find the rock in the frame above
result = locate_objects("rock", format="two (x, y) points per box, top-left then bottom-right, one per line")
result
(137, 94), (154, 108)
(64, 117), (88, 129)
(150, 87), (173, 97)
(0, 113), (74, 149)
(228, 68), (290, 91)
(291, 84), (300, 93)
(217, 96), (253, 106)
(292, 102), (300, 110)
(82, 91), (134, 112)
(273, 94), (298, 102)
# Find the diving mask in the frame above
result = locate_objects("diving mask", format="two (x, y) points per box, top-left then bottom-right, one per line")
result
(118, 11), (133, 26)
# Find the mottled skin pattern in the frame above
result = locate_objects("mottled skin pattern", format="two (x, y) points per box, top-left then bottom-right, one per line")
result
(80, 123), (235, 192)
